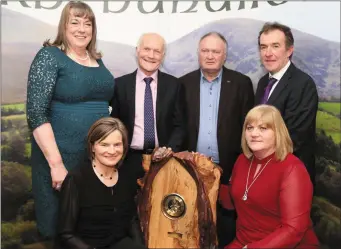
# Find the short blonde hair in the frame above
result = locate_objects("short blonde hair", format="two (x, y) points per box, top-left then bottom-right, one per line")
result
(241, 105), (293, 161)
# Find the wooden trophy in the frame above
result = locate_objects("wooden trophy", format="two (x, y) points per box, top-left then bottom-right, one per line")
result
(138, 151), (222, 248)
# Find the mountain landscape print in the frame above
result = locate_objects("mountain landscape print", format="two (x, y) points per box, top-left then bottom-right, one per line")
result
(1, 6), (340, 249)
(1, 8), (340, 103)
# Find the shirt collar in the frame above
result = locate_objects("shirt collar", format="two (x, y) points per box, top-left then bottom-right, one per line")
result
(200, 68), (223, 83)
(137, 68), (158, 83)
(269, 60), (291, 81)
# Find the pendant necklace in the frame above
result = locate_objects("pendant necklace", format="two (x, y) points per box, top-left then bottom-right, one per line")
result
(242, 156), (272, 201)
(93, 163), (117, 180)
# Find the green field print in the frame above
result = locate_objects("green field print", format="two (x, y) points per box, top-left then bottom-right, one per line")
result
(319, 102), (341, 116)
(317, 102), (341, 144)
(1, 103), (26, 112)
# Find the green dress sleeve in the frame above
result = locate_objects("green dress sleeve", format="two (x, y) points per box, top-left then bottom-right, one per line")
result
(26, 47), (58, 131)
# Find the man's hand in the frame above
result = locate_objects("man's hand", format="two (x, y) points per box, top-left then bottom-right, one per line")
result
(152, 147), (173, 162)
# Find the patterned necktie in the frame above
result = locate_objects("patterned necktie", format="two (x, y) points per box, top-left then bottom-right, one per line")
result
(261, 77), (277, 104)
(143, 77), (155, 150)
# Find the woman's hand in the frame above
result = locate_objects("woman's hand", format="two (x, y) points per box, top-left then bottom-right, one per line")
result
(50, 164), (68, 191)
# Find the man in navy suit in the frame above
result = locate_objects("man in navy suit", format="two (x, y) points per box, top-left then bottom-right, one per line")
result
(111, 33), (186, 181)
(255, 22), (318, 185)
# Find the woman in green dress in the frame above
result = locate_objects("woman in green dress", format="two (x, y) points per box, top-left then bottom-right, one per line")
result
(26, 1), (114, 238)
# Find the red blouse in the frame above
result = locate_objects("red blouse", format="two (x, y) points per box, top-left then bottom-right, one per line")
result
(220, 153), (319, 249)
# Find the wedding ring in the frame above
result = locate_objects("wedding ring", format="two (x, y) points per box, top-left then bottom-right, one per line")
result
(56, 183), (62, 190)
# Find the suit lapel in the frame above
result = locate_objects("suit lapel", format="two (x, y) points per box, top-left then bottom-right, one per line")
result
(156, 70), (167, 126)
(127, 70), (137, 132)
(217, 67), (233, 129)
(267, 63), (295, 104)
(191, 70), (201, 139)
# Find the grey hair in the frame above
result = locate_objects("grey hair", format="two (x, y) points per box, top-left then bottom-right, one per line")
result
(199, 31), (228, 53)
(136, 32), (167, 55)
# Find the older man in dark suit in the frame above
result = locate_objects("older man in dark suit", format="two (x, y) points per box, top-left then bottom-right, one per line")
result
(255, 22), (318, 185)
(111, 33), (186, 181)
(180, 32), (254, 247)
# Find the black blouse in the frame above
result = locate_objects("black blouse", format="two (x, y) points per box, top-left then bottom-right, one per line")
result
(57, 162), (138, 249)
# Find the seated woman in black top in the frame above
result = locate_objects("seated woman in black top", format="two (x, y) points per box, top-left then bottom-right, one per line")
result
(56, 117), (145, 249)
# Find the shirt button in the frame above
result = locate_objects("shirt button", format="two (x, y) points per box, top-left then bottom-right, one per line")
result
(208, 146), (211, 149)
(210, 92), (212, 95)
(208, 131), (211, 134)
(209, 104), (212, 107)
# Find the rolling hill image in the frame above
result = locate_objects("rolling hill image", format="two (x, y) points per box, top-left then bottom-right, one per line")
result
(1, 8), (340, 103)
(1, 7), (340, 249)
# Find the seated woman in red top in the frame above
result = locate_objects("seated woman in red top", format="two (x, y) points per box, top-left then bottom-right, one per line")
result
(219, 105), (319, 249)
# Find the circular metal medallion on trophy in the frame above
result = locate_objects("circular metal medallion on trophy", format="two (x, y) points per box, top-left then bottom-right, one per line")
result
(162, 193), (186, 220)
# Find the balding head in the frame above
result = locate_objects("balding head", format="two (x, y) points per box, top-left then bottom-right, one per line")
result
(137, 33), (166, 52)
(198, 32), (227, 77)
(136, 33), (166, 76)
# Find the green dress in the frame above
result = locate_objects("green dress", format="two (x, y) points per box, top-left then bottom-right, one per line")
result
(26, 46), (114, 237)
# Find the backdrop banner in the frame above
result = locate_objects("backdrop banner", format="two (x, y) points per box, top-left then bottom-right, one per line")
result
(1, 1), (340, 249)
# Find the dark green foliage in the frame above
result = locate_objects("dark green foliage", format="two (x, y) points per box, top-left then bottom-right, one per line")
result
(315, 132), (341, 208)
(1, 107), (25, 116)
(1, 161), (32, 221)
(17, 200), (36, 222)
(1, 119), (13, 131)
(313, 197), (341, 249)
(316, 130), (341, 164)
(1, 221), (39, 249)
(316, 168), (341, 207)
(1, 135), (28, 164)
(314, 129), (341, 249)
(315, 157), (329, 175)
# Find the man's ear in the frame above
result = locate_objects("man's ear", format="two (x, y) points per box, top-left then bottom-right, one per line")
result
(287, 45), (294, 58)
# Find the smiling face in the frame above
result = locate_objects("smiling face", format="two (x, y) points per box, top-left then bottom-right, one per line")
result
(92, 130), (124, 168)
(65, 10), (93, 51)
(136, 33), (165, 76)
(259, 29), (293, 74)
(198, 34), (226, 75)
(245, 120), (276, 158)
